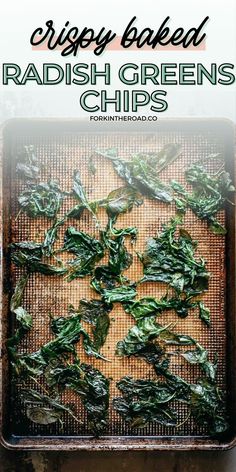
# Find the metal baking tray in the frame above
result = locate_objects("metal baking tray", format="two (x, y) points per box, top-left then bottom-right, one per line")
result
(1, 119), (236, 450)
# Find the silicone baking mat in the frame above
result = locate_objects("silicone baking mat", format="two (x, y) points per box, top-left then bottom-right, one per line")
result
(1, 120), (235, 449)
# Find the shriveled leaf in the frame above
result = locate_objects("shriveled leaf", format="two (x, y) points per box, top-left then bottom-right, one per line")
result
(198, 301), (210, 326)
(10, 273), (29, 312)
(18, 180), (65, 218)
(16, 145), (40, 180)
(96, 146), (176, 203)
(99, 186), (143, 217)
(14, 307), (32, 331)
(190, 379), (228, 435)
(140, 218), (210, 299)
(172, 160), (235, 234)
(72, 171), (99, 221)
(26, 407), (62, 425)
(63, 227), (104, 281)
(79, 299), (112, 351)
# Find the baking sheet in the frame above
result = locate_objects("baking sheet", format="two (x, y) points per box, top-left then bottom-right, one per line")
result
(1, 119), (236, 450)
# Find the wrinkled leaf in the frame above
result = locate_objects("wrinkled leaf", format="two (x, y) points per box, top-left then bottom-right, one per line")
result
(99, 186), (143, 218)
(172, 160), (235, 234)
(63, 226), (104, 281)
(26, 407), (62, 425)
(198, 301), (210, 326)
(140, 218), (210, 300)
(72, 171), (99, 221)
(79, 299), (112, 351)
(95, 145), (179, 203)
(18, 180), (65, 218)
(10, 273), (29, 313)
(16, 145), (40, 180)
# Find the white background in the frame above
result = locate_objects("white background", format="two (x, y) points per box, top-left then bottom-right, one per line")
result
(0, 0), (235, 121)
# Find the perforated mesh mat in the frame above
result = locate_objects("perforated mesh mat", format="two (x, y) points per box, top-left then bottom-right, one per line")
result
(7, 127), (228, 438)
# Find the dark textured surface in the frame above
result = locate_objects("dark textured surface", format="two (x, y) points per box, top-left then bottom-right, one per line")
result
(0, 446), (236, 472)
